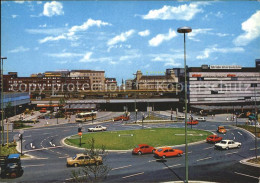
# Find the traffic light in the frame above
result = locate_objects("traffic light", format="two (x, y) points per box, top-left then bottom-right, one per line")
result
(78, 127), (82, 133)
(19, 134), (23, 140)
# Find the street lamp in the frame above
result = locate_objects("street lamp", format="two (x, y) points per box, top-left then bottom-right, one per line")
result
(177, 26), (192, 183)
(1, 57), (7, 146)
(19, 129), (24, 155)
(91, 110), (94, 124)
(135, 109), (138, 123)
(142, 112), (144, 129)
(78, 124), (82, 147)
(251, 83), (258, 160)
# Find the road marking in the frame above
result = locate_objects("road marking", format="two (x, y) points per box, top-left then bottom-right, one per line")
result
(58, 156), (69, 159)
(24, 135), (32, 138)
(238, 132), (243, 136)
(122, 172), (144, 179)
(23, 164), (45, 168)
(234, 136), (236, 140)
(249, 147), (260, 150)
(225, 151), (238, 156)
(148, 159), (157, 163)
(163, 164), (181, 169)
(183, 151), (192, 154)
(112, 165), (132, 171)
(234, 172), (259, 180)
(23, 145), (63, 153)
(196, 157), (212, 162)
(203, 146), (214, 150)
(231, 133), (234, 136)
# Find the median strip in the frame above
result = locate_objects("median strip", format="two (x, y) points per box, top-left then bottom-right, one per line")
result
(122, 172), (144, 179)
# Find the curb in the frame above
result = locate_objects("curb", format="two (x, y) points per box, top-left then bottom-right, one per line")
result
(240, 156), (260, 168)
(232, 126), (260, 139)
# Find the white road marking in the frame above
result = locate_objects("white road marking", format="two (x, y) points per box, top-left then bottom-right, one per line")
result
(234, 172), (259, 180)
(112, 165), (132, 171)
(238, 132), (243, 136)
(234, 136), (236, 140)
(24, 135), (32, 138)
(225, 151), (238, 156)
(249, 147), (260, 150)
(183, 151), (192, 154)
(196, 157), (212, 162)
(23, 164), (45, 168)
(163, 164), (181, 169)
(122, 172), (144, 179)
(23, 146), (63, 153)
(203, 146), (214, 150)
(148, 159), (157, 163)
(231, 133), (234, 136)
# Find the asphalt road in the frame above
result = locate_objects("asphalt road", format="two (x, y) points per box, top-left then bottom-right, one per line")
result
(1, 112), (260, 182)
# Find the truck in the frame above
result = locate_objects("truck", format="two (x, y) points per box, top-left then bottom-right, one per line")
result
(0, 154), (24, 178)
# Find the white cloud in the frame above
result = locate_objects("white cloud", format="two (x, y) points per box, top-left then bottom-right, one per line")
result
(37, 2), (42, 5)
(39, 24), (47, 28)
(43, 1), (64, 17)
(26, 28), (66, 35)
(216, 33), (229, 37)
(9, 46), (30, 53)
(149, 29), (177, 47)
(12, 15), (18, 18)
(107, 30), (135, 46)
(150, 53), (182, 67)
(196, 45), (245, 59)
(79, 52), (93, 62)
(47, 52), (84, 58)
(14, 1), (24, 4)
(233, 10), (260, 46)
(39, 19), (111, 43)
(138, 30), (150, 37)
(119, 54), (141, 61)
(142, 3), (203, 21)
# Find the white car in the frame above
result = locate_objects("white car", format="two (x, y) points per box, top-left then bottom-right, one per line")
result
(215, 140), (241, 150)
(88, 125), (107, 132)
(195, 117), (206, 122)
(177, 116), (185, 119)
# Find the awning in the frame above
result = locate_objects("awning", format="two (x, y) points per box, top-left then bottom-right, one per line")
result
(64, 104), (96, 109)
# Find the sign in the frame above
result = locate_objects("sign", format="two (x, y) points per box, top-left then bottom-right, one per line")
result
(78, 132), (82, 136)
(210, 65), (242, 69)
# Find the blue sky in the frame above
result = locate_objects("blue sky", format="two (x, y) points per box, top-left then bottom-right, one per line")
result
(2, 1), (260, 82)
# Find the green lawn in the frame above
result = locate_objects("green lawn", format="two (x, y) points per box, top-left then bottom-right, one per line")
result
(65, 128), (211, 150)
(0, 143), (19, 156)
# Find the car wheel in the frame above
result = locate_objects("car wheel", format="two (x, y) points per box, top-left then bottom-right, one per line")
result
(162, 155), (166, 159)
(237, 145), (241, 148)
(138, 151), (142, 155)
(225, 147), (229, 150)
(74, 163), (79, 167)
(177, 153), (182, 157)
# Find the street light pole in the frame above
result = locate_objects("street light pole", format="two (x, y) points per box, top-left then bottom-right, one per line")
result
(1, 57), (7, 146)
(252, 83), (258, 160)
(19, 129), (24, 156)
(178, 27), (192, 183)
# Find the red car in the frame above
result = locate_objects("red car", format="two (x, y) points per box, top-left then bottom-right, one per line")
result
(154, 147), (183, 159)
(114, 115), (130, 121)
(206, 135), (223, 143)
(187, 120), (199, 125)
(132, 144), (156, 155)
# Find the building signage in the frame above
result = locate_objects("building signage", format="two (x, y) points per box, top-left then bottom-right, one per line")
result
(210, 65), (242, 69)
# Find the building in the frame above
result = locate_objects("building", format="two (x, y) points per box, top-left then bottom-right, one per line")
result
(125, 79), (134, 90)
(105, 78), (117, 91)
(133, 70), (178, 90)
(70, 70), (105, 91)
(188, 60), (260, 113)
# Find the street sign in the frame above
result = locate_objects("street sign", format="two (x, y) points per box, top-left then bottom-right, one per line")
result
(78, 132), (82, 136)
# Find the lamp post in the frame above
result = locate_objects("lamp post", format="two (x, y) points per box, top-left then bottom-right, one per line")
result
(78, 123), (82, 147)
(135, 109), (138, 123)
(19, 129), (24, 155)
(1, 57), (7, 146)
(91, 110), (94, 124)
(251, 83), (258, 160)
(177, 26), (192, 183)
(142, 112), (144, 129)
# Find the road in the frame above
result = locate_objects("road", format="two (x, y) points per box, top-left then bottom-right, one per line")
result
(1, 112), (260, 182)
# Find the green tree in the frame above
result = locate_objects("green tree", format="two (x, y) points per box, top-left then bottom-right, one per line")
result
(5, 102), (14, 118)
(70, 138), (111, 182)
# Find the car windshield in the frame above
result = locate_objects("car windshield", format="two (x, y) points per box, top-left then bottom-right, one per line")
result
(157, 149), (163, 152)
(72, 155), (77, 160)
(135, 145), (139, 148)
(220, 141), (227, 144)
(209, 136), (213, 139)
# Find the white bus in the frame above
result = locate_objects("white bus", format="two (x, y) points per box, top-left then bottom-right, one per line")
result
(75, 112), (97, 122)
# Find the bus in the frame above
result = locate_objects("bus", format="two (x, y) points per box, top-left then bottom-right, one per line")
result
(75, 112), (97, 122)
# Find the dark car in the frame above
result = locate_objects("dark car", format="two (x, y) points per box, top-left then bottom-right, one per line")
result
(0, 154), (24, 178)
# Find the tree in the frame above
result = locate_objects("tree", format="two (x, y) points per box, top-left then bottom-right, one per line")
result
(70, 138), (111, 182)
(5, 102), (14, 118)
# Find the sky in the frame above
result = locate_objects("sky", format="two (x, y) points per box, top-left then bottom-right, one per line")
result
(1, 1), (260, 82)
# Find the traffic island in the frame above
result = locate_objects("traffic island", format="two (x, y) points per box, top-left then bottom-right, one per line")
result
(64, 128), (211, 150)
(240, 157), (260, 168)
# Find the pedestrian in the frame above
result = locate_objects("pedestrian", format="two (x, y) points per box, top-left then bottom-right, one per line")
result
(212, 114), (214, 119)
(226, 116), (229, 121)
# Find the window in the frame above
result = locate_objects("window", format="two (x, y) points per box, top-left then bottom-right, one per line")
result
(231, 77), (238, 81)
(169, 149), (174, 152)
(164, 150), (169, 153)
(78, 156), (84, 160)
(211, 90), (218, 94)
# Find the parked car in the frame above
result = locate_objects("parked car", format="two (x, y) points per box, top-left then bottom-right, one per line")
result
(154, 147), (183, 159)
(132, 144), (156, 155)
(206, 135), (223, 143)
(66, 153), (102, 167)
(217, 126), (227, 134)
(215, 140), (241, 150)
(88, 125), (107, 132)
(0, 154), (24, 178)
(196, 117), (206, 122)
(187, 120), (199, 125)
(113, 115), (130, 121)
(177, 116), (185, 120)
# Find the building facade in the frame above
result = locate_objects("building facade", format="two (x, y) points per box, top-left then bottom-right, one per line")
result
(188, 61), (260, 112)
(70, 70), (105, 91)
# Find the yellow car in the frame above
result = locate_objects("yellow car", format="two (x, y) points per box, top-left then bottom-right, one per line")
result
(66, 153), (102, 167)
